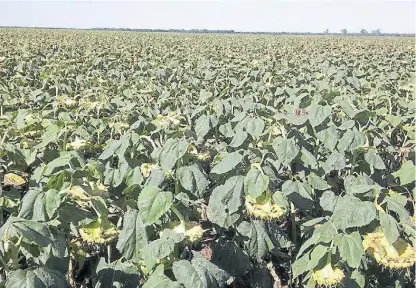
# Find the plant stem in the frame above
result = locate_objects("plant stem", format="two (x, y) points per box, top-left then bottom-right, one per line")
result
(290, 202), (298, 249)
(107, 245), (112, 263)
(171, 205), (185, 225)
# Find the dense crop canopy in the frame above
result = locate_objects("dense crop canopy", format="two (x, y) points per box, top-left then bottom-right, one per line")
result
(0, 29), (415, 287)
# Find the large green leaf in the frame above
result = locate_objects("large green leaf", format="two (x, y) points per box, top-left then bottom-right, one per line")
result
(137, 186), (173, 224)
(158, 138), (189, 171)
(207, 176), (244, 228)
(141, 238), (175, 270)
(0, 217), (52, 247)
(94, 258), (140, 288)
(243, 167), (269, 198)
(331, 195), (376, 230)
(308, 104), (332, 127)
(245, 117), (265, 138)
(172, 253), (229, 288)
(273, 138), (299, 166)
(237, 220), (274, 260)
(142, 265), (181, 288)
(211, 239), (252, 276)
(6, 267), (70, 288)
(392, 160), (416, 185)
(177, 164), (209, 198)
(334, 231), (364, 268)
(116, 207), (148, 263)
(195, 114), (217, 140)
(337, 128), (365, 152)
(282, 179), (314, 209)
(364, 150), (386, 170)
(316, 126), (338, 151)
(210, 152), (243, 174)
(379, 212), (399, 245)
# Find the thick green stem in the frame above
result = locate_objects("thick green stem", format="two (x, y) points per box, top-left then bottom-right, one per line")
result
(171, 205), (185, 225)
(107, 245), (112, 263)
(290, 202), (298, 249)
(0, 128), (9, 147)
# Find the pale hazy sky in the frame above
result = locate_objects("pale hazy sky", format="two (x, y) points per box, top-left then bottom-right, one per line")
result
(0, 1), (415, 33)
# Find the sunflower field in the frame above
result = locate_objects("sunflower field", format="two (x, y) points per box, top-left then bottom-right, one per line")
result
(0, 29), (415, 287)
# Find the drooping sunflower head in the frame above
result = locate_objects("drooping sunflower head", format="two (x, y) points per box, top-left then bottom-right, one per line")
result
(140, 163), (158, 178)
(363, 232), (415, 269)
(171, 221), (204, 244)
(88, 181), (109, 197)
(79, 219), (118, 244)
(245, 192), (286, 220)
(312, 263), (344, 287)
(66, 137), (89, 150)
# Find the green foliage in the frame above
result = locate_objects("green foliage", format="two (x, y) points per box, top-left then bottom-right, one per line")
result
(0, 29), (414, 287)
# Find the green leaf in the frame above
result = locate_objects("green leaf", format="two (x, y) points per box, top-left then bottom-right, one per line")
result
(95, 258), (140, 288)
(316, 126), (338, 151)
(195, 114), (217, 140)
(6, 267), (69, 288)
(172, 253), (229, 288)
(292, 251), (311, 278)
(207, 176), (244, 228)
(385, 195), (410, 223)
(125, 166), (144, 186)
(364, 150), (386, 170)
(300, 148), (318, 169)
(244, 167), (269, 198)
(319, 191), (338, 212)
(307, 172), (330, 190)
(211, 152), (243, 174)
(307, 244), (328, 270)
(137, 186), (173, 224)
(211, 239), (252, 276)
(334, 231), (364, 268)
(323, 151), (346, 173)
(142, 238), (175, 270)
(158, 138), (189, 171)
(142, 265), (181, 288)
(245, 117), (265, 138)
(331, 195), (376, 230)
(0, 217), (52, 247)
(237, 220), (274, 260)
(229, 128), (248, 148)
(282, 179), (314, 209)
(337, 128), (365, 152)
(177, 164), (209, 198)
(308, 104), (332, 127)
(273, 138), (299, 166)
(345, 184), (379, 195)
(346, 270), (366, 288)
(99, 139), (122, 160)
(392, 160), (416, 185)
(246, 265), (274, 288)
(379, 212), (399, 245)
(116, 207), (148, 263)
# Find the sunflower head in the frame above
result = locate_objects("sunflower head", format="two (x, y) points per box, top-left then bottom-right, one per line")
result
(79, 219), (118, 244)
(66, 138), (89, 150)
(171, 221), (204, 244)
(140, 163), (157, 178)
(312, 263), (344, 287)
(245, 193), (286, 220)
(89, 181), (109, 197)
(363, 232), (415, 269)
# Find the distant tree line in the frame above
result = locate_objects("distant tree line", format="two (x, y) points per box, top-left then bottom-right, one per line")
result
(0, 26), (414, 37)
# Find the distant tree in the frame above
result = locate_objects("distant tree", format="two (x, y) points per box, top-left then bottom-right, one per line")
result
(372, 29), (381, 35)
(324, 29), (329, 34)
(360, 29), (369, 35)
(341, 29), (347, 35)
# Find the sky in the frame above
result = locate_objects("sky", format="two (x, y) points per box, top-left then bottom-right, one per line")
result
(0, 1), (414, 34)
